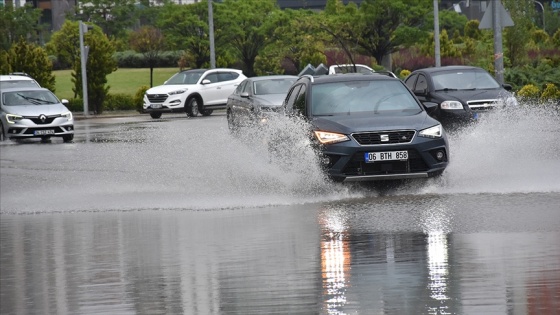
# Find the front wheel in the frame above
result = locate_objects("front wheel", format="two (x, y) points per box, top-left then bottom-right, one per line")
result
(186, 98), (200, 117)
(150, 112), (162, 119)
(62, 134), (74, 142)
(201, 109), (213, 116)
(0, 122), (5, 141)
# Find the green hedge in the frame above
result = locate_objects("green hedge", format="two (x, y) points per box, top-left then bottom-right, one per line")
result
(113, 50), (182, 68)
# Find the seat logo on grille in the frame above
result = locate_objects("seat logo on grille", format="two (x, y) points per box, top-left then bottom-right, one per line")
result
(39, 114), (47, 123)
(380, 134), (389, 142)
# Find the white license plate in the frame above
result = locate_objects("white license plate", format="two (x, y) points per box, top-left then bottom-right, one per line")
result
(151, 104), (162, 109)
(364, 151), (408, 163)
(34, 129), (55, 136)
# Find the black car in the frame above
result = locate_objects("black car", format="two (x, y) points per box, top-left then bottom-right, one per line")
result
(404, 66), (518, 128)
(282, 73), (449, 182)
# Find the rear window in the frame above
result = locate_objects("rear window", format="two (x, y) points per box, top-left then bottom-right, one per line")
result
(311, 80), (421, 116)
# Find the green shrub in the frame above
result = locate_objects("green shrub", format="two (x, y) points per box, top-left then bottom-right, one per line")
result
(134, 86), (149, 112)
(517, 84), (541, 102)
(541, 84), (560, 102)
(104, 93), (136, 111)
(67, 98), (84, 112)
(399, 69), (411, 79)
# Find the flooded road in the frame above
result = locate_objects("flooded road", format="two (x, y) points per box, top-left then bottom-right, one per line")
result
(1, 109), (559, 314)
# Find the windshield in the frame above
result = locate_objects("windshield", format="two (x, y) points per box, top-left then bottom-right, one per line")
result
(254, 78), (296, 95)
(2, 90), (60, 106)
(432, 69), (500, 90)
(165, 71), (203, 85)
(311, 80), (422, 116)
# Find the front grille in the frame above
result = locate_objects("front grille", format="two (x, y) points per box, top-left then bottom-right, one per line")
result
(467, 99), (497, 111)
(341, 149), (428, 176)
(352, 130), (415, 145)
(27, 116), (56, 124)
(147, 94), (168, 103)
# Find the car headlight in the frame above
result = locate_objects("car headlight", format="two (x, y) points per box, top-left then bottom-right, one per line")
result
(61, 111), (73, 121)
(419, 124), (443, 138)
(6, 114), (23, 124)
(440, 101), (464, 110)
(313, 130), (350, 144)
(168, 89), (187, 95)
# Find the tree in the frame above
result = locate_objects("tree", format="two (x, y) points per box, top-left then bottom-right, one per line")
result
(354, 0), (432, 68)
(70, 0), (138, 39)
(215, 0), (279, 76)
(157, 2), (210, 68)
(320, 0), (362, 67)
(0, 4), (43, 50)
(503, 0), (535, 67)
(3, 38), (56, 91)
(129, 26), (166, 87)
(49, 21), (117, 114)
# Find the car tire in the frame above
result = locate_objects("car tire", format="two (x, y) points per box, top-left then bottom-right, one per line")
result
(201, 109), (213, 116)
(149, 112), (162, 119)
(0, 122), (5, 142)
(227, 110), (239, 134)
(186, 98), (199, 117)
(62, 134), (74, 142)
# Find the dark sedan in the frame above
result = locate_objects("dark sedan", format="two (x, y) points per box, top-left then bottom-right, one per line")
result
(226, 75), (298, 132)
(404, 66), (518, 128)
(282, 74), (449, 182)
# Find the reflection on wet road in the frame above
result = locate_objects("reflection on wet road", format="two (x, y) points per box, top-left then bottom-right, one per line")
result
(1, 109), (559, 314)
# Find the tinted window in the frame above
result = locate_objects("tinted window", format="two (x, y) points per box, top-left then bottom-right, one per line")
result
(218, 72), (238, 82)
(284, 84), (302, 113)
(416, 74), (428, 91)
(235, 80), (247, 94)
(204, 73), (219, 83)
(294, 85), (307, 115)
(254, 78), (296, 95)
(242, 80), (252, 94)
(311, 80), (421, 116)
(404, 74), (417, 89)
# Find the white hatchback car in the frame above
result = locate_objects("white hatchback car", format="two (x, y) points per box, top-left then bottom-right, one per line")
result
(143, 68), (246, 119)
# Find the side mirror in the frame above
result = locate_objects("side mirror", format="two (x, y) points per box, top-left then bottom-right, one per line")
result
(414, 88), (427, 96)
(422, 101), (439, 114)
(202, 79), (211, 85)
(240, 92), (249, 98)
(502, 83), (512, 91)
(61, 99), (69, 105)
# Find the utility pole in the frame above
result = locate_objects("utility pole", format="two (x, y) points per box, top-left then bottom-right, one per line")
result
(433, 0), (441, 67)
(79, 21), (91, 117)
(208, 0), (216, 69)
(492, 0), (504, 85)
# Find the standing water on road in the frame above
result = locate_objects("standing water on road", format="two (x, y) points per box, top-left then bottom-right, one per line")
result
(1, 104), (559, 314)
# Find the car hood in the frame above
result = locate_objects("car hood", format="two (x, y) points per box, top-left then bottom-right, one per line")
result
(432, 88), (512, 102)
(2, 104), (70, 116)
(311, 111), (436, 133)
(254, 94), (286, 107)
(146, 85), (189, 94)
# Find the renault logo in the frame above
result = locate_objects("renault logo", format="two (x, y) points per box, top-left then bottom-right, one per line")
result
(39, 114), (47, 123)
(380, 134), (389, 142)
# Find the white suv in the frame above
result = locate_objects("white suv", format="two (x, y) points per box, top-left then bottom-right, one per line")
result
(143, 68), (246, 119)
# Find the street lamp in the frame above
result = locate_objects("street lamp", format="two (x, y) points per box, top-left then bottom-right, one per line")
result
(79, 21), (93, 117)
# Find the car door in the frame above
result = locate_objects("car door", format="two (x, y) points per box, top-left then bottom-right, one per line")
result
(214, 71), (241, 104)
(199, 71), (221, 105)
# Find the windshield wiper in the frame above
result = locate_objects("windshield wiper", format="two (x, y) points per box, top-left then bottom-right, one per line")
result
(17, 93), (53, 104)
(434, 88), (458, 91)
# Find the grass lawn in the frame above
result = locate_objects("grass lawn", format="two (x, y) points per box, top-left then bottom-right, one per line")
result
(53, 67), (180, 100)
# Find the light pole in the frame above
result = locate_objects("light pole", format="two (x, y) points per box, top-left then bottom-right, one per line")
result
(434, 0), (441, 67)
(79, 21), (92, 116)
(533, 1), (545, 31)
(208, 0), (216, 69)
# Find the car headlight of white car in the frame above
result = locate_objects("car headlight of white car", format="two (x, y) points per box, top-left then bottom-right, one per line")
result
(313, 130), (350, 144)
(440, 101), (463, 110)
(419, 124), (443, 138)
(168, 89), (187, 95)
(6, 114), (23, 124)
